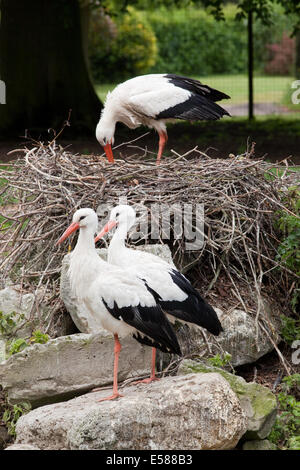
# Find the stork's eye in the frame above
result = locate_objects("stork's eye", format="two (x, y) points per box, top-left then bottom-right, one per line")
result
(115, 212), (120, 218)
(79, 216), (85, 222)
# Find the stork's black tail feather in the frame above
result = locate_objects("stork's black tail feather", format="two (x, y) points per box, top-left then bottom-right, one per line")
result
(133, 330), (181, 356)
(102, 296), (181, 356)
(159, 269), (223, 336)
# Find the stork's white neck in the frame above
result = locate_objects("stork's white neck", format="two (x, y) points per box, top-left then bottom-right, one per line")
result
(99, 109), (116, 128)
(73, 225), (96, 254)
(107, 223), (129, 263)
(69, 225), (103, 298)
(96, 108), (117, 145)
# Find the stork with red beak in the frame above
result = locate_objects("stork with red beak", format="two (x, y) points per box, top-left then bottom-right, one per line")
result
(96, 73), (230, 165)
(57, 208), (181, 401)
(95, 204), (223, 383)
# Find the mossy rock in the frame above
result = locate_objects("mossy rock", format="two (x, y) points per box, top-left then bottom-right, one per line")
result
(178, 359), (277, 440)
(243, 439), (277, 450)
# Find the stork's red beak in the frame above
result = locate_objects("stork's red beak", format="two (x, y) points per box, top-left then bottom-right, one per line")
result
(103, 143), (115, 163)
(56, 222), (80, 245)
(94, 220), (117, 243)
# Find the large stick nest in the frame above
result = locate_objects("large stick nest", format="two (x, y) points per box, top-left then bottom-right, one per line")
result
(0, 141), (298, 321)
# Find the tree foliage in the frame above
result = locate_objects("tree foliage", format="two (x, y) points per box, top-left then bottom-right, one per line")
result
(89, 6), (157, 81)
(142, 4), (295, 76)
(83, 0), (300, 32)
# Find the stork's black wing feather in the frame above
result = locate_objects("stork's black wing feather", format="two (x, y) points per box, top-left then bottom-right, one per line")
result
(156, 93), (230, 121)
(165, 74), (230, 102)
(159, 269), (223, 336)
(102, 297), (181, 355)
(156, 74), (230, 121)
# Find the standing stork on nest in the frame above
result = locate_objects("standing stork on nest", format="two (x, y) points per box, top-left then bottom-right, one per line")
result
(96, 74), (230, 165)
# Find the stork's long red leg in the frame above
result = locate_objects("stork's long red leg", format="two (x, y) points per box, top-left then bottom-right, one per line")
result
(156, 132), (168, 165)
(98, 333), (124, 402)
(133, 347), (160, 385)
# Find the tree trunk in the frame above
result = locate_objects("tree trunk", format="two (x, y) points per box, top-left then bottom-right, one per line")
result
(296, 32), (300, 78)
(80, 3), (92, 71)
(0, 0), (101, 138)
(248, 10), (254, 120)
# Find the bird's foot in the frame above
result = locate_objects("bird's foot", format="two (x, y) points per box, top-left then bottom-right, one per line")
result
(97, 392), (124, 402)
(132, 376), (160, 385)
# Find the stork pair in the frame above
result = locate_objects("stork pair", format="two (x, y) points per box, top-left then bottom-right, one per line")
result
(57, 205), (223, 402)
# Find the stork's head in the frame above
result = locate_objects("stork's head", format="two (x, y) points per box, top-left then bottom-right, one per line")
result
(95, 205), (136, 243)
(96, 120), (115, 164)
(57, 208), (98, 245)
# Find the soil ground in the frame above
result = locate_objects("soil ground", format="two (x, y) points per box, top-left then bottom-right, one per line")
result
(1, 119), (300, 165)
(236, 343), (300, 391)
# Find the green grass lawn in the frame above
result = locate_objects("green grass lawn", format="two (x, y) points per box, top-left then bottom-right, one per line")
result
(95, 74), (296, 107)
(95, 83), (117, 103)
(194, 74), (294, 105)
(0, 165), (9, 204)
(265, 166), (300, 181)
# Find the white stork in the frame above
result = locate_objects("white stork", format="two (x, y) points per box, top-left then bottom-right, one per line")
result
(96, 73), (230, 165)
(57, 208), (181, 401)
(95, 204), (223, 382)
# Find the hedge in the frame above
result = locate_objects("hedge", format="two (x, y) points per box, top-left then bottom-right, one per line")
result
(144, 5), (295, 76)
(88, 4), (295, 82)
(89, 7), (157, 82)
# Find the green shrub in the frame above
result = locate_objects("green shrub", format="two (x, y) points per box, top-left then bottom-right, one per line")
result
(264, 33), (296, 76)
(7, 338), (28, 356)
(88, 8), (117, 77)
(144, 5), (295, 76)
(0, 311), (17, 337)
(144, 6), (246, 76)
(7, 330), (50, 358)
(252, 7), (296, 74)
(208, 352), (232, 368)
(89, 4), (295, 82)
(269, 374), (300, 450)
(280, 315), (300, 346)
(275, 186), (300, 312)
(277, 211), (300, 275)
(3, 402), (31, 437)
(29, 330), (50, 345)
(89, 7), (157, 82)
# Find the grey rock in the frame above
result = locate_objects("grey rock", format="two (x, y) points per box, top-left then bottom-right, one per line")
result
(242, 440), (277, 450)
(0, 285), (75, 355)
(178, 305), (281, 367)
(14, 373), (247, 450)
(5, 443), (40, 450)
(135, 244), (176, 267)
(0, 339), (6, 362)
(0, 286), (34, 316)
(0, 286), (37, 359)
(178, 359), (277, 440)
(0, 425), (10, 450)
(0, 332), (152, 407)
(242, 382), (278, 440)
(0, 286), (35, 338)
